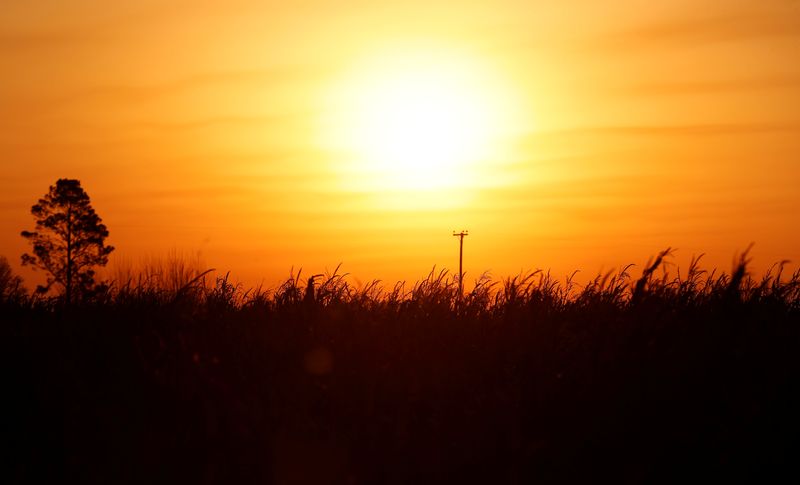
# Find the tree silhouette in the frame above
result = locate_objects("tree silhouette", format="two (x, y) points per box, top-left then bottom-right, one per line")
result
(21, 179), (114, 304)
(0, 255), (26, 304)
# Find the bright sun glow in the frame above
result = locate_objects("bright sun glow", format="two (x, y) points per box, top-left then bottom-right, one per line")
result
(354, 69), (491, 189)
(322, 47), (523, 196)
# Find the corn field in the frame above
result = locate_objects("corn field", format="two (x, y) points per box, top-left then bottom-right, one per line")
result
(4, 251), (799, 484)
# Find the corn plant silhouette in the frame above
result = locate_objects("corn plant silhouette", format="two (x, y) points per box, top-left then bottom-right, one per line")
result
(21, 178), (114, 304)
(3, 250), (800, 483)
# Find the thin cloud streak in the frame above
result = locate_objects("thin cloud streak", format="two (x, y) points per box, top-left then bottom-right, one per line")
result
(624, 75), (800, 95)
(602, 13), (800, 48)
(551, 122), (800, 137)
(121, 114), (304, 132)
(0, 32), (109, 50)
(54, 67), (332, 104)
(0, 0), (250, 51)
(1, 67), (333, 120)
(0, 113), (313, 148)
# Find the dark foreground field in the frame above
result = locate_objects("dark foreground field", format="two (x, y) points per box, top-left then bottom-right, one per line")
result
(4, 256), (800, 484)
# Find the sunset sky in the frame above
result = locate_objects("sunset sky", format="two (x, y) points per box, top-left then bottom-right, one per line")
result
(2, 0), (799, 289)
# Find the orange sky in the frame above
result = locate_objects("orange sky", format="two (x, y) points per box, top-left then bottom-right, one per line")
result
(2, 0), (799, 289)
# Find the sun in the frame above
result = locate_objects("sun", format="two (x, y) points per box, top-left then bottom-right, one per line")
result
(352, 68), (491, 190)
(322, 47), (519, 195)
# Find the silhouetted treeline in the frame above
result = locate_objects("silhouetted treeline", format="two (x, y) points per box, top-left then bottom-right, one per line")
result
(4, 254), (800, 484)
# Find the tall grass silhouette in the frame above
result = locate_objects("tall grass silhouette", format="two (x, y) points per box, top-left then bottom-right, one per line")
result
(4, 250), (799, 484)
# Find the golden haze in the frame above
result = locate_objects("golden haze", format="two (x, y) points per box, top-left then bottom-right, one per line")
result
(2, 0), (799, 288)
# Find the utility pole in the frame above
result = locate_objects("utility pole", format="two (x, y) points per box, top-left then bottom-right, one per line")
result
(453, 230), (468, 299)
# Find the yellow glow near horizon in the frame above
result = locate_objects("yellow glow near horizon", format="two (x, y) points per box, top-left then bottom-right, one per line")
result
(322, 47), (525, 197)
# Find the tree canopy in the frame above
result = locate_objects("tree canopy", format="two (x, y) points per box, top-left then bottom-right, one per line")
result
(21, 179), (114, 303)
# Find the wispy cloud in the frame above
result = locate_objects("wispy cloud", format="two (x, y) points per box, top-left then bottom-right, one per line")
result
(624, 75), (800, 95)
(0, 111), (313, 143)
(555, 122), (800, 137)
(54, 67), (327, 104)
(120, 114), (304, 132)
(602, 12), (800, 48)
(0, 31), (108, 50)
(0, 1), (241, 51)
